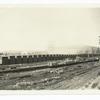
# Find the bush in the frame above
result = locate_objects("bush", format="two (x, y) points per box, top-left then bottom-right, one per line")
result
(97, 72), (100, 76)
(91, 82), (98, 88)
(97, 86), (100, 90)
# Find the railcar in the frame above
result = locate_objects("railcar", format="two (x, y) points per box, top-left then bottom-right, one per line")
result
(0, 53), (100, 65)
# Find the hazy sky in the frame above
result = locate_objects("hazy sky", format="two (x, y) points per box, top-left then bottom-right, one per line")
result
(0, 6), (99, 51)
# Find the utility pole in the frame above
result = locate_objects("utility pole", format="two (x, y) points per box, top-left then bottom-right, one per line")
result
(98, 36), (100, 61)
(99, 36), (100, 46)
(98, 36), (100, 54)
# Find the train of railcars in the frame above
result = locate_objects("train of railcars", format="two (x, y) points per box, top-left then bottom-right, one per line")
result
(0, 53), (100, 65)
(0, 54), (99, 74)
(0, 53), (99, 74)
(48, 56), (99, 67)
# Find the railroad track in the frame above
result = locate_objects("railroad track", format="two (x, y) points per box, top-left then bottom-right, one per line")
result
(0, 60), (99, 90)
(0, 59), (99, 74)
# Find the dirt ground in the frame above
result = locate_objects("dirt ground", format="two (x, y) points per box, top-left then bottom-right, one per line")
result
(0, 61), (100, 90)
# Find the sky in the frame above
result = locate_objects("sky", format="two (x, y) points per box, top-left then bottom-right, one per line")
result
(0, 6), (99, 51)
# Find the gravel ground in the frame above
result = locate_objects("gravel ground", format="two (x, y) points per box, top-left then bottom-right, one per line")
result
(0, 61), (99, 90)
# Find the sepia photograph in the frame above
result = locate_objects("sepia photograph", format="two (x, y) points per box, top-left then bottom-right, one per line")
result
(0, 4), (100, 91)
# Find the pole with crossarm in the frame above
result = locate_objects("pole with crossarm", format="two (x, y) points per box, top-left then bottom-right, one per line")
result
(98, 36), (100, 54)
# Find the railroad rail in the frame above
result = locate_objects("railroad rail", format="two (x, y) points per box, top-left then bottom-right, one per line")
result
(0, 57), (99, 74)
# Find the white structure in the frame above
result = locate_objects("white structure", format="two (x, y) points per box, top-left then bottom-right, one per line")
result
(47, 45), (99, 54)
